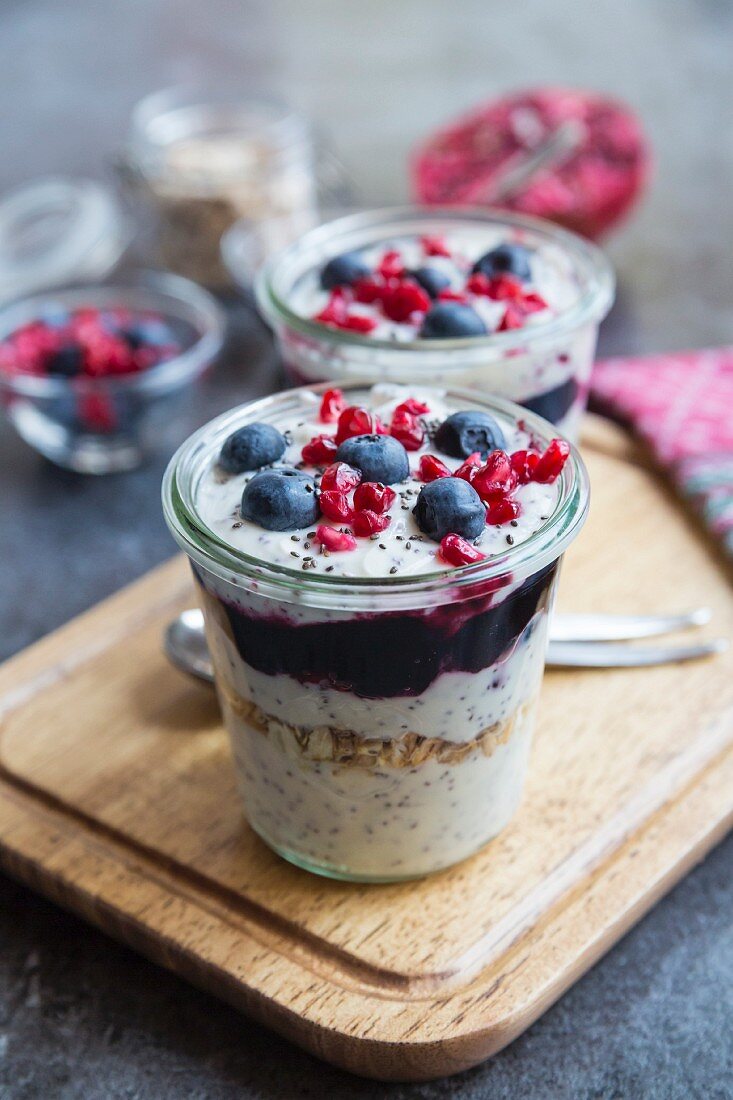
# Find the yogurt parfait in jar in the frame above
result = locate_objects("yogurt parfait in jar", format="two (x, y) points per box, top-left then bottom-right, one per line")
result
(253, 207), (614, 441)
(163, 382), (589, 880)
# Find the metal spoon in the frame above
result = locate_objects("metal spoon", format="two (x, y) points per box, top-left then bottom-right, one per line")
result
(164, 608), (727, 684)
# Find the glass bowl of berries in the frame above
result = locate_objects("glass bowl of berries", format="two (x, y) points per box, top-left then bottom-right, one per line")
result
(250, 206), (614, 442)
(0, 271), (225, 472)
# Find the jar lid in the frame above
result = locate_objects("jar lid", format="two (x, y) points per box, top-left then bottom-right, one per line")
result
(0, 177), (131, 302)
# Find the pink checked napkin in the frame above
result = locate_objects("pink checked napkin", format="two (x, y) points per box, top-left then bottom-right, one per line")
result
(591, 347), (733, 558)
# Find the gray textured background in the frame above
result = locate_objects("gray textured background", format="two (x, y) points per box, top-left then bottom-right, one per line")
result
(1, 1), (732, 1097)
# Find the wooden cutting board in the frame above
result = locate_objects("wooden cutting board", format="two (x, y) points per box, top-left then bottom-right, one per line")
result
(0, 417), (731, 1082)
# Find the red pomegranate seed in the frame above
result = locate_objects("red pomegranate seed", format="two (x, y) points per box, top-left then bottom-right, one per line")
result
(319, 490), (354, 522)
(301, 434), (338, 465)
(352, 510), (391, 537)
(466, 272), (493, 296)
(421, 235), (451, 257)
(381, 280), (431, 323)
(335, 405), (384, 443)
(534, 438), (571, 483)
(485, 497), (521, 525)
(395, 397), (430, 416)
(486, 275), (525, 302)
(389, 408), (425, 451)
(319, 387), (346, 423)
(378, 249), (405, 279)
(315, 525), (357, 552)
(453, 452), (483, 482)
(353, 482), (396, 514)
(320, 461), (361, 492)
(510, 449), (541, 484)
(439, 533), (486, 566)
(418, 454), (451, 482)
(342, 314), (378, 333)
(315, 290), (349, 327)
(498, 306), (525, 331)
(521, 291), (548, 314)
(473, 451), (517, 501)
(353, 278), (386, 304)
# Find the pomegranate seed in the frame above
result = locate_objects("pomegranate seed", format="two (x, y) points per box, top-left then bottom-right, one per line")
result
(521, 291), (548, 313)
(498, 306), (525, 332)
(395, 397), (430, 416)
(315, 290), (349, 327)
(389, 409), (425, 451)
(319, 387), (345, 423)
(473, 451), (517, 501)
(510, 449), (541, 484)
(353, 278), (386, 304)
(485, 498), (521, 525)
(378, 250), (405, 279)
(439, 534), (486, 566)
(418, 454), (452, 482)
(342, 314), (378, 333)
(483, 274), (525, 301)
(421, 235), (451, 258)
(315, 525), (357, 553)
(352, 510), (391, 537)
(301, 434), (338, 465)
(320, 461), (361, 492)
(353, 482), (396, 514)
(453, 452), (483, 482)
(335, 405), (385, 443)
(533, 438), (571, 483)
(437, 289), (468, 303)
(466, 272), (493, 296)
(319, 490), (354, 522)
(381, 280), (431, 323)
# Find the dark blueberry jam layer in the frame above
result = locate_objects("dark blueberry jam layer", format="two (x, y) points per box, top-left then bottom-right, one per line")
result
(521, 376), (579, 425)
(195, 562), (557, 698)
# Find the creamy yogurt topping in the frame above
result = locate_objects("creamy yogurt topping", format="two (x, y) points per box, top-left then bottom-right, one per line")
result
(288, 229), (580, 341)
(195, 384), (560, 580)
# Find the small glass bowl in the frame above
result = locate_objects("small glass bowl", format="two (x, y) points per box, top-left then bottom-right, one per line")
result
(0, 271), (225, 473)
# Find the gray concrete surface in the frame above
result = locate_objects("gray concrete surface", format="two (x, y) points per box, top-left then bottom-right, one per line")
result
(1, 1), (732, 1096)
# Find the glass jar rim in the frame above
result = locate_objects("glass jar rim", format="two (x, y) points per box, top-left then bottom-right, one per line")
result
(128, 86), (311, 179)
(162, 380), (590, 611)
(255, 205), (615, 358)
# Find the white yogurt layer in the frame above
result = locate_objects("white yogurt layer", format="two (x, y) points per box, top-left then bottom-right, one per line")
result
(195, 384), (559, 580)
(288, 229), (580, 341)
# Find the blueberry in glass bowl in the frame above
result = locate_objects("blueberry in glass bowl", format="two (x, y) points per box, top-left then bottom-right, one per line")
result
(0, 271), (225, 473)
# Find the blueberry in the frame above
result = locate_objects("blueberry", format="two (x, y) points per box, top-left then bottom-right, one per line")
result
(320, 251), (371, 290)
(410, 266), (451, 299)
(241, 468), (320, 531)
(123, 319), (174, 349)
(434, 411), (506, 458)
(472, 243), (532, 281)
(335, 433), (409, 485)
(419, 302), (487, 339)
(413, 478), (485, 542)
(219, 422), (287, 474)
(46, 345), (83, 377)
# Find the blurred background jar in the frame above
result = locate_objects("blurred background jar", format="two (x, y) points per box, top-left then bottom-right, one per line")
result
(120, 86), (321, 290)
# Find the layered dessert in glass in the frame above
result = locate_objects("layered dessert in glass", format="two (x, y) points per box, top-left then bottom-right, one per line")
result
(254, 208), (614, 441)
(163, 382), (589, 880)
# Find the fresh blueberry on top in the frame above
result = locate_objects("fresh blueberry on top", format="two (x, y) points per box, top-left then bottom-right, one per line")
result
(410, 266), (451, 299)
(472, 242), (532, 281)
(241, 468), (320, 531)
(434, 410), (506, 458)
(413, 478), (485, 542)
(335, 434), (409, 485)
(46, 345), (83, 377)
(419, 302), (487, 339)
(320, 251), (371, 291)
(219, 422), (287, 474)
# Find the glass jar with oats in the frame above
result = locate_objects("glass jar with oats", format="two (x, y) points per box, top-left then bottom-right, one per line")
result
(122, 86), (318, 289)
